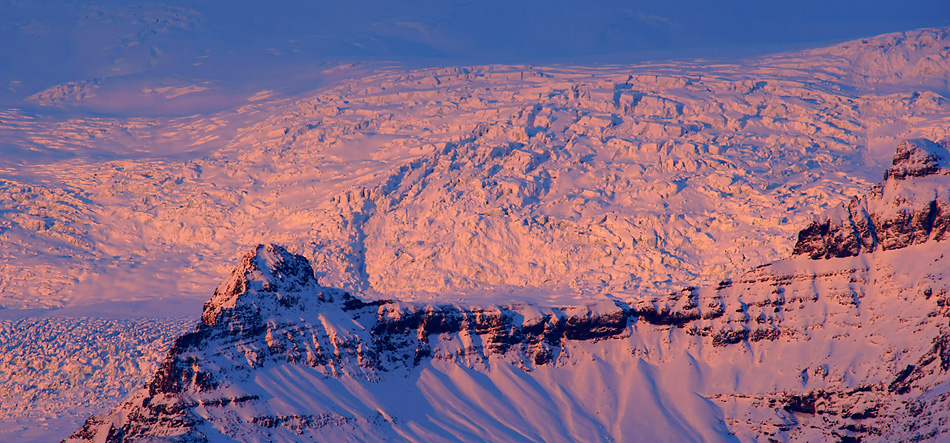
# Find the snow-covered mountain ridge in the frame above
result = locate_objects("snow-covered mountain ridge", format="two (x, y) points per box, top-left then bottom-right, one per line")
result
(66, 142), (950, 442)
(3, 27), (950, 442)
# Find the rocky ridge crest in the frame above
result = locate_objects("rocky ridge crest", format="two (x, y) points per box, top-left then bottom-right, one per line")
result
(793, 139), (950, 259)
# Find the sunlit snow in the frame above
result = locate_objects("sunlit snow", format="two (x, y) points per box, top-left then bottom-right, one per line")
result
(2, 1), (950, 442)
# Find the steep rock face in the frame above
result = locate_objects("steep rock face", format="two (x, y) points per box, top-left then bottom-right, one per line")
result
(148, 244), (336, 399)
(199, 243), (329, 331)
(63, 245), (343, 443)
(66, 237), (950, 442)
(793, 139), (950, 259)
(59, 244), (763, 442)
(64, 245), (665, 442)
(885, 139), (947, 180)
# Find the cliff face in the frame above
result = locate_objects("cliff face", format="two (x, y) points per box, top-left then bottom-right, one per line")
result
(793, 139), (950, 259)
(98, 246), (730, 393)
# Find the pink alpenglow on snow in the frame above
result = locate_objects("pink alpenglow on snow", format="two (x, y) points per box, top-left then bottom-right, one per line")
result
(1, 2), (950, 441)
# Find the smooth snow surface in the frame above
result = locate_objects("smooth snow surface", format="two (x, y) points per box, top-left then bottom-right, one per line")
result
(2, 1), (947, 112)
(2, 23), (950, 443)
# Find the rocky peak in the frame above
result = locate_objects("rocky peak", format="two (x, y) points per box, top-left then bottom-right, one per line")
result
(884, 139), (949, 180)
(793, 139), (950, 259)
(200, 244), (325, 327)
(143, 245), (332, 402)
(78, 226), (950, 443)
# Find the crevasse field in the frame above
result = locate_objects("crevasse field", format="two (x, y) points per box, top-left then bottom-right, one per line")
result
(2, 2), (950, 441)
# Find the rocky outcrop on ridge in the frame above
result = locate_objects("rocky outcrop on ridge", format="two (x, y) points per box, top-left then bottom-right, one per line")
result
(793, 139), (950, 259)
(62, 243), (774, 442)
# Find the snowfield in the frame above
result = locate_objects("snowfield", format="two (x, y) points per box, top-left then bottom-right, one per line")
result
(0, 24), (950, 442)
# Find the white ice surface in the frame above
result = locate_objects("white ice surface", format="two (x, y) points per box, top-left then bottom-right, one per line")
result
(2, 29), (950, 313)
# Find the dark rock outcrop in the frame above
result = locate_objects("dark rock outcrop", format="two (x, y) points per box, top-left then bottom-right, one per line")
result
(793, 139), (950, 259)
(885, 139), (946, 180)
(888, 333), (950, 395)
(64, 245), (680, 442)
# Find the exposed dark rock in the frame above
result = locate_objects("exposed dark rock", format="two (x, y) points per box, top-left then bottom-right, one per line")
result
(635, 289), (706, 326)
(198, 395), (259, 407)
(201, 243), (328, 329)
(341, 294), (392, 311)
(69, 416), (104, 441)
(784, 391), (823, 415)
(251, 413), (354, 430)
(712, 328), (750, 347)
(563, 303), (629, 340)
(792, 217), (863, 259)
(367, 301), (630, 365)
(104, 425), (124, 443)
(836, 434), (862, 443)
(148, 356), (218, 396)
(888, 364), (917, 395)
(847, 405), (879, 420)
(66, 393), (209, 443)
(749, 327), (781, 342)
(636, 305), (702, 325)
(793, 140), (950, 259)
(888, 333), (950, 396)
(885, 139), (946, 180)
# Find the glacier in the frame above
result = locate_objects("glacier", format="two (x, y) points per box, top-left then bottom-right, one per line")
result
(0, 18), (949, 443)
